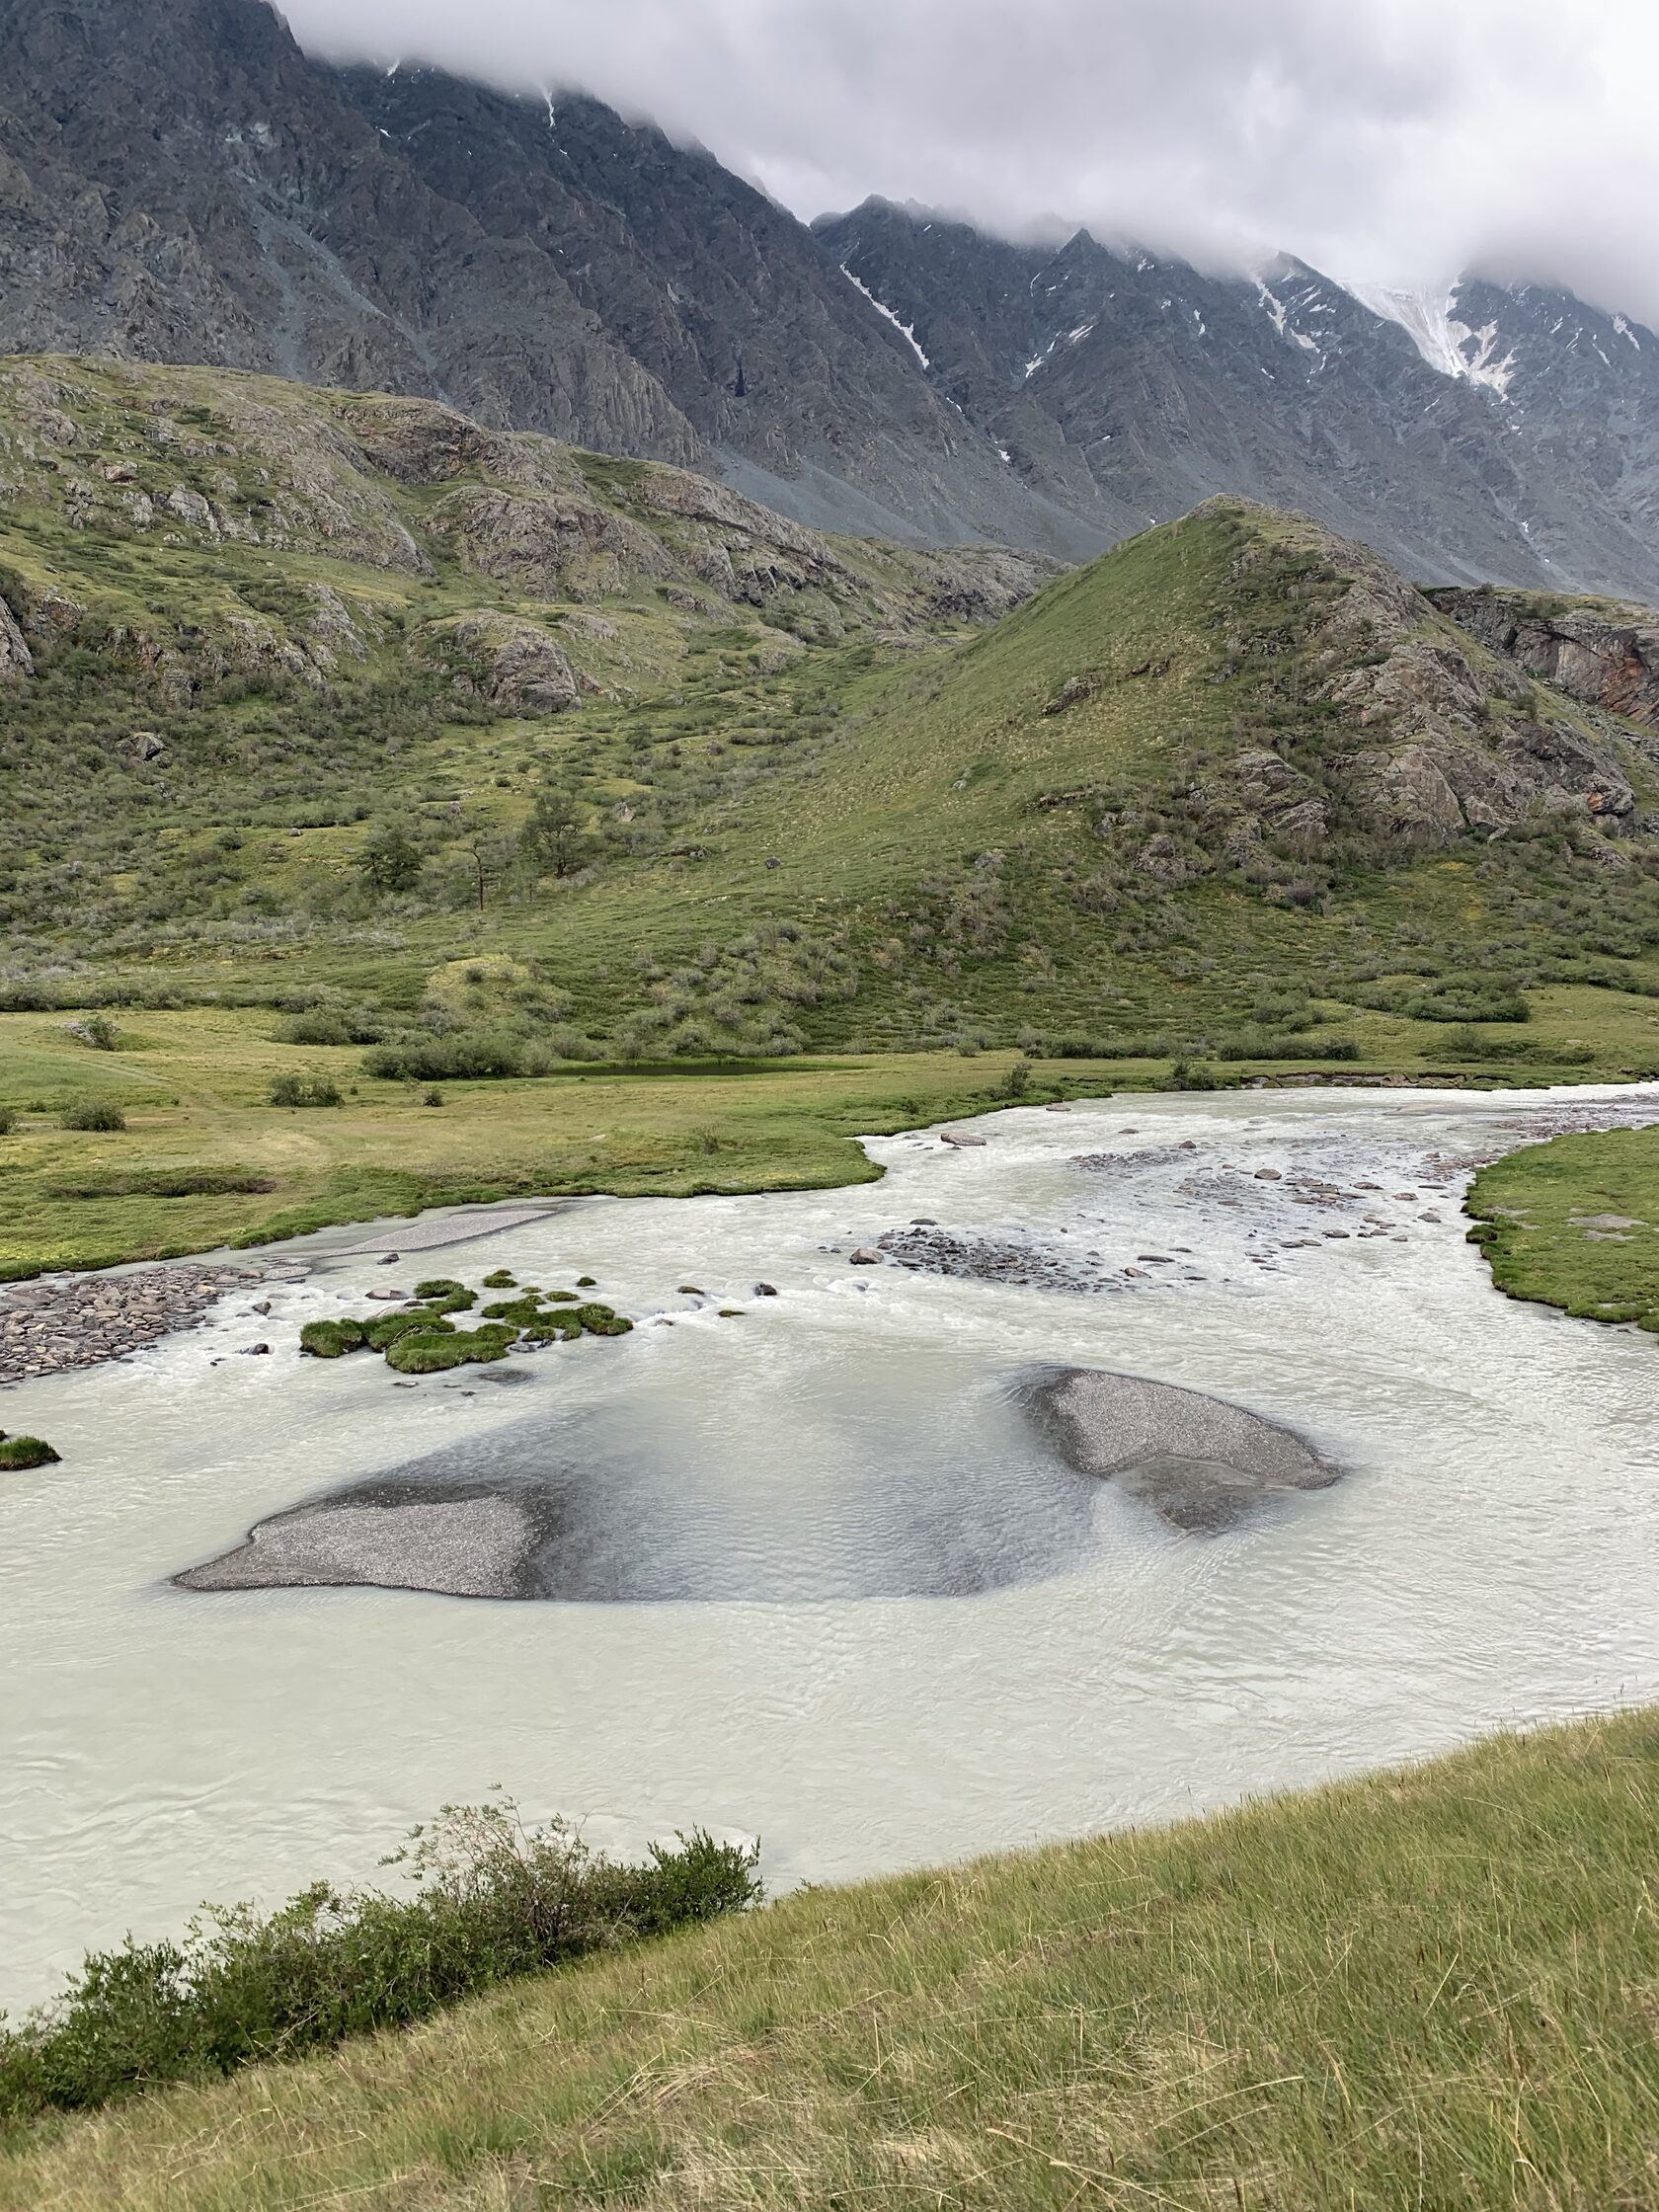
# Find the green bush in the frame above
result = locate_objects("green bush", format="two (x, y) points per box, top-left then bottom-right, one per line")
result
(0, 1803), (760, 2123)
(363, 1030), (527, 1082)
(1218, 1032), (1361, 1063)
(299, 1318), (369, 1359)
(60, 1101), (126, 1132)
(0, 1434), (60, 1471)
(1169, 1059), (1228, 1092)
(64, 1013), (119, 1051)
(269, 1074), (344, 1109)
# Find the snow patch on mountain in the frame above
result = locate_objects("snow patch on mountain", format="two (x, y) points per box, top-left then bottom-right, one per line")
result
(1349, 281), (1519, 398)
(838, 266), (931, 370)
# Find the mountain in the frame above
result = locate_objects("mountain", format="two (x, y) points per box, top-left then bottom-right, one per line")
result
(5, 0), (1659, 595)
(0, 0), (1077, 553)
(814, 202), (1659, 598)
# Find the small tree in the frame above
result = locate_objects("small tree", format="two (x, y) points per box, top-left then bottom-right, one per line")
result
(520, 783), (591, 889)
(356, 822), (424, 898)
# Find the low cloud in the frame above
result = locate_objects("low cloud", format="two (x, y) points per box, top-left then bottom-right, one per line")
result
(281, 0), (1659, 320)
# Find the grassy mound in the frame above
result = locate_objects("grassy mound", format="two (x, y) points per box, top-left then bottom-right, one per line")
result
(1466, 1123), (1659, 1332)
(0, 1436), (59, 1471)
(4, 1712), (1657, 2206)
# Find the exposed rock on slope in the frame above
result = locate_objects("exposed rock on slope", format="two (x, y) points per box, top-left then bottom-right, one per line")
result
(1207, 509), (1642, 856)
(0, 356), (1054, 702)
(1431, 588), (1659, 729)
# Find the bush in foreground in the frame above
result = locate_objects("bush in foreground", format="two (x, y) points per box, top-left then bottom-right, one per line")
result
(0, 1803), (760, 2124)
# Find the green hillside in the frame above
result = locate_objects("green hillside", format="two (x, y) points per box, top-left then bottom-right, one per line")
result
(5, 1709), (1658, 2209)
(6, 356), (1659, 1070)
(10, 362), (1659, 1266)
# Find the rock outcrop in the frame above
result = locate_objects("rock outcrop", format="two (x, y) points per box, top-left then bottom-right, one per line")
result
(430, 616), (586, 715)
(0, 595), (33, 679)
(1431, 588), (1659, 729)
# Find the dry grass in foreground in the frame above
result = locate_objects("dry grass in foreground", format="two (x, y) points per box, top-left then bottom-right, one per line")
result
(4, 1709), (1659, 2208)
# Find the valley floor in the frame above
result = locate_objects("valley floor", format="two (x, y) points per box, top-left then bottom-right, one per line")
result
(7, 986), (1659, 1280)
(4, 1708), (1657, 2208)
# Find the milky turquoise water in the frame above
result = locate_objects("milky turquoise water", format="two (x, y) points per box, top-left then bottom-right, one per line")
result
(4, 1085), (1657, 2012)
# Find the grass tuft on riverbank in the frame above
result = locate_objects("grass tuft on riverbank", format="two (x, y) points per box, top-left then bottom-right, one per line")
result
(5, 1709), (1659, 2208)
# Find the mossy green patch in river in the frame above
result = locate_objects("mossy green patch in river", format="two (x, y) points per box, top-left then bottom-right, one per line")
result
(1467, 1122), (1659, 1331)
(0, 1436), (59, 1471)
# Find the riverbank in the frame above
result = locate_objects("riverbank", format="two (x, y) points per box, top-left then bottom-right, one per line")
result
(5, 1706), (1657, 2208)
(5, 984), (1659, 1281)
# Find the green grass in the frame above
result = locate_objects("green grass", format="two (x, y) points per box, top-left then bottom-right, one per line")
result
(5, 1708), (1659, 2207)
(1468, 1123), (1659, 1332)
(5, 995), (1656, 1277)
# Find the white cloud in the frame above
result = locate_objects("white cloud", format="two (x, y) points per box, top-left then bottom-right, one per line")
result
(279, 0), (1659, 321)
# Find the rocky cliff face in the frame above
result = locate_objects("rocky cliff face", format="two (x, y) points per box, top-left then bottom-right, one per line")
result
(7, 0), (1659, 594)
(816, 202), (1659, 600)
(1430, 588), (1659, 729)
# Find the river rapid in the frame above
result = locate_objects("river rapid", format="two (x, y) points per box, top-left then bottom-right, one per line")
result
(4, 1083), (1658, 2012)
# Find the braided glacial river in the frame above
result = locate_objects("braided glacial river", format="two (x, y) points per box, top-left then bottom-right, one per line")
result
(5, 1084), (1659, 2012)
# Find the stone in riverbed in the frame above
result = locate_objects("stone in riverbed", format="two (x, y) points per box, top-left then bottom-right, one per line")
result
(1021, 1366), (1339, 1534)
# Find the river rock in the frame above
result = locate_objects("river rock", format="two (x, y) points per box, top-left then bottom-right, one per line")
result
(1022, 1366), (1339, 1534)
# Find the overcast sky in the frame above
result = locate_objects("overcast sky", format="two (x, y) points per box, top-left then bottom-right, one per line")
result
(282, 0), (1658, 319)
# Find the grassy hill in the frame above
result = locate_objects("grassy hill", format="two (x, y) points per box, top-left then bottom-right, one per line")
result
(4, 1709), (1658, 2208)
(9, 360), (1659, 1266)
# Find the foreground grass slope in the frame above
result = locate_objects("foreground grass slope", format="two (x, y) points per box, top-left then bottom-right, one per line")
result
(5, 1709), (1657, 2208)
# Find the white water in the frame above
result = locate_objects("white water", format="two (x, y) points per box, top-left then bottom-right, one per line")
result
(5, 1086), (1659, 2012)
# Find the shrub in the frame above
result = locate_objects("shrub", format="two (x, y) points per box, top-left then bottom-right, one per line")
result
(1218, 1032), (1361, 1063)
(61, 1101), (126, 1132)
(0, 1804), (760, 2122)
(269, 1074), (343, 1109)
(999, 1056), (1035, 1101)
(64, 1013), (119, 1051)
(299, 1318), (369, 1359)
(0, 1435), (60, 1471)
(278, 1005), (385, 1047)
(1169, 1059), (1224, 1092)
(363, 1029), (526, 1082)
